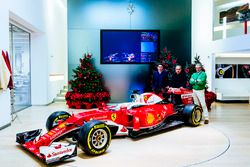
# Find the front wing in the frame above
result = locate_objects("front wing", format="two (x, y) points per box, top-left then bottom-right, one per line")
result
(16, 129), (77, 164)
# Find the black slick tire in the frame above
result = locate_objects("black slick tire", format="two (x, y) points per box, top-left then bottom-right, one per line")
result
(78, 120), (111, 155)
(46, 111), (71, 131)
(182, 104), (202, 126)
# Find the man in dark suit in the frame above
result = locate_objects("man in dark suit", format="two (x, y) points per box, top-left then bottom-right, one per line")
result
(170, 65), (187, 88)
(152, 64), (169, 97)
(170, 65), (187, 104)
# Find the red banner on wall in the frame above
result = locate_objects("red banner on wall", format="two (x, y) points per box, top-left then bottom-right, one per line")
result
(0, 50), (13, 90)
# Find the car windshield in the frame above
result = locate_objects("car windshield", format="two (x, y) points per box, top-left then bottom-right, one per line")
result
(107, 93), (163, 111)
(139, 93), (163, 104)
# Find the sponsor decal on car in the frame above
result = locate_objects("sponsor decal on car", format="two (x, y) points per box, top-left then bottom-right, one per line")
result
(146, 113), (154, 124)
(157, 114), (161, 122)
(93, 115), (108, 120)
(94, 124), (105, 129)
(46, 148), (73, 158)
(58, 115), (70, 119)
(111, 113), (117, 121)
(58, 123), (66, 128)
(47, 128), (65, 140)
(40, 143), (76, 164)
(90, 148), (106, 155)
(181, 94), (193, 98)
(48, 131), (54, 136)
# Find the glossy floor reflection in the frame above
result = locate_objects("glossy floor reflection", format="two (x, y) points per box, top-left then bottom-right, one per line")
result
(0, 102), (249, 167)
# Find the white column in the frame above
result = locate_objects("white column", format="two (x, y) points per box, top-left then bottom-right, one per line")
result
(192, 0), (213, 89)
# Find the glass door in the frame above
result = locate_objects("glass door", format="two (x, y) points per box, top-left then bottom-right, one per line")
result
(9, 24), (31, 112)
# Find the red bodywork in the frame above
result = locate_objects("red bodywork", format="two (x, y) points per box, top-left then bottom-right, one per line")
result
(17, 88), (194, 162)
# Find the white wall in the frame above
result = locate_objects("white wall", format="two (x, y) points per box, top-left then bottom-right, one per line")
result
(192, 0), (250, 100)
(0, 89), (11, 129)
(0, 0), (9, 50)
(0, 0), (67, 128)
(212, 34), (250, 53)
(9, 0), (68, 104)
(0, 0), (11, 128)
(45, 0), (68, 102)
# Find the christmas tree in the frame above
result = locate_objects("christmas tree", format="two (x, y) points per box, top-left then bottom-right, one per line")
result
(185, 55), (203, 80)
(65, 53), (110, 109)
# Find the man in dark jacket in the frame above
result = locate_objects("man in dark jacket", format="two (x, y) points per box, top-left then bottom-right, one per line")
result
(152, 64), (169, 97)
(170, 65), (187, 104)
(170, 65), (187, 88)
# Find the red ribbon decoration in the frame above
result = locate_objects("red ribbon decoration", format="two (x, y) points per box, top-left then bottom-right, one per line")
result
(1, 50), (13, 89)
(244, 21), (248, 34)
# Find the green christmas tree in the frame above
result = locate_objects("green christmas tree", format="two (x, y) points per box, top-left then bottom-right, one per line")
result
(69, 53), (108, 93)
(185, 54), (203, 80)
(66, 53), (110, 109)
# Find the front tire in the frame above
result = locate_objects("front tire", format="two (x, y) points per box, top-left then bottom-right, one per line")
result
(46, 111), (71, 131)
(78, 120), (111, 155)
(182, 104), (202, 126)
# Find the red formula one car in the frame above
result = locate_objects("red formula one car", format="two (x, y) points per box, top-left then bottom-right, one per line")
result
(16, 88), (202, 164)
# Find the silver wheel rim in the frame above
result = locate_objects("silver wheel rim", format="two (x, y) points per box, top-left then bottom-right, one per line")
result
(91, 129), (108, 149)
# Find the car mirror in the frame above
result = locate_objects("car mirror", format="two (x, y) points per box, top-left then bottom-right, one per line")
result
(98, 103), (107, 110)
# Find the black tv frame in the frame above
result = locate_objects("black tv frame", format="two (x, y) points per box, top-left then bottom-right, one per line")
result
(100, 29), (160, 64)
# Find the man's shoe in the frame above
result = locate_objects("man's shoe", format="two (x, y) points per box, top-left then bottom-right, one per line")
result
(204, 119), (209, 124)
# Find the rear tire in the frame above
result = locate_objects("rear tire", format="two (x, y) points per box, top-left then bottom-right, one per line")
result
(182, 104), (202, 126)
(78, 120), (111, 155)
(46, 111), (71, 131)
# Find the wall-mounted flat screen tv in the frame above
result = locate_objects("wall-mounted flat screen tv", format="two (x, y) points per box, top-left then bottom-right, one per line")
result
(101, 30), (160, 64)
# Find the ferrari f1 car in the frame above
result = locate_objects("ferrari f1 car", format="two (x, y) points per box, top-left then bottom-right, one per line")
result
(16, 88), (202, 164)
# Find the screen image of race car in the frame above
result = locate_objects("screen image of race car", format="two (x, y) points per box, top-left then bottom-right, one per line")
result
(101, 30), (160, 64)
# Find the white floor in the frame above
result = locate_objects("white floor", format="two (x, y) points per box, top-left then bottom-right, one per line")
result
(0, 102), (250, 167)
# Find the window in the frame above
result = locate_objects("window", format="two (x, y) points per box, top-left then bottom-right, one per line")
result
(9, 23), (31, 112)
(213, 0), (250, 40)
